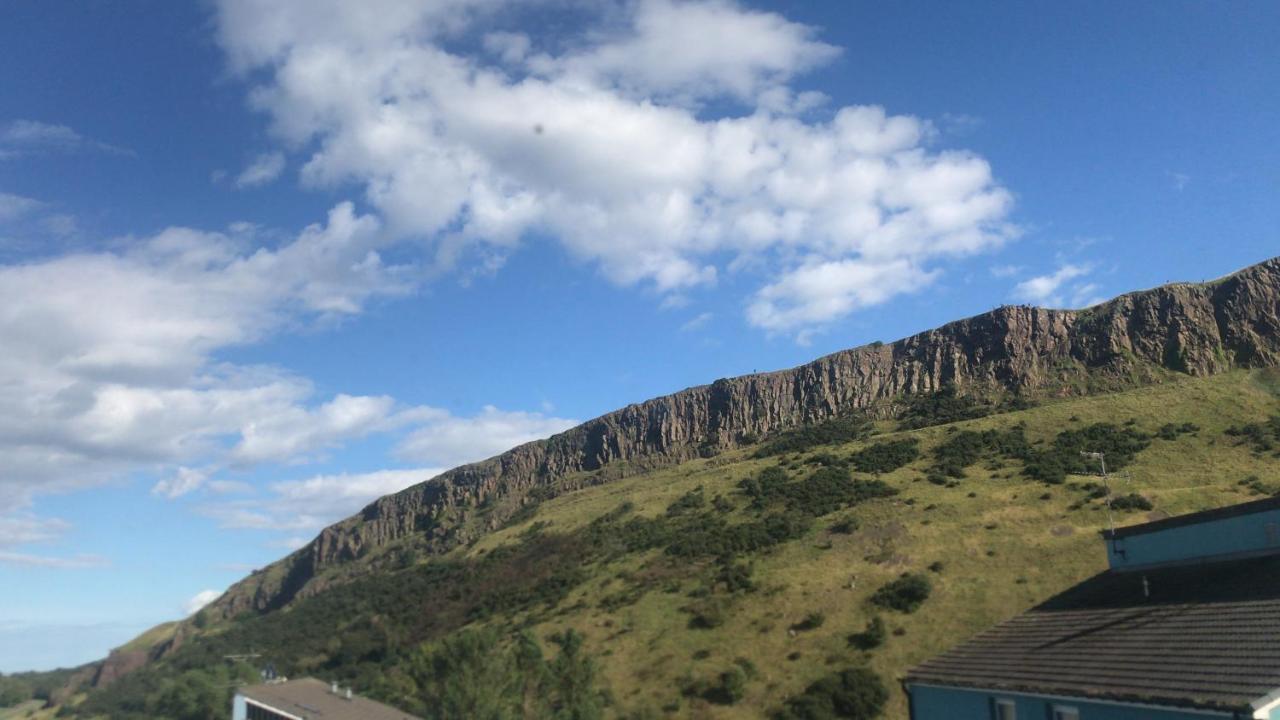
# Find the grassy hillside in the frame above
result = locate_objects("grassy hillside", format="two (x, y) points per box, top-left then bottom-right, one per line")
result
(37, 368), (1280, 719)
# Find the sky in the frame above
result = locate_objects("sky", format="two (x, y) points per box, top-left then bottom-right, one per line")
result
(0, 0), (1277, 672)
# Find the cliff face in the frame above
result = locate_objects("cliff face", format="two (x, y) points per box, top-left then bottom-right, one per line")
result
(211, 257), (1280, 619)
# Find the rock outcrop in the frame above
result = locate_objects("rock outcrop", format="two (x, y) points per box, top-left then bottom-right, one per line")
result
(211, 257), (1280, 619)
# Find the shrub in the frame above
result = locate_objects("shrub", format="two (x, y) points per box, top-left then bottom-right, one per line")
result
(1109, 493), (1153, 511)
(870, 573), (932, 613)
(667, 486), (707, 516)
(791, 612), (825, 632)
(776, 667), (888, 719)
(756, 417), (873, 457)
(897, 386), (993, 430)
(685, 667), (748, 706)
(850, 439), (920, 474)
(931, 428), (1030, 479)
(686, 600), (728, 629)
(1226, 416), (1280, 453)
(829, 517), (859, 535)
(847, 617), (886, 651)
(1024, 423), (1151, 484)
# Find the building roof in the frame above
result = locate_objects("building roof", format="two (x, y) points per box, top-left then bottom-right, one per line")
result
(905, 554), (1280, 713)
(1103, 493), (1280, 540)
(237, 678), (422, 720)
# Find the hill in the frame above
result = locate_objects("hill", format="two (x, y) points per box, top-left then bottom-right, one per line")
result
(212, 256), (1280, 622)
(8, 257), (1279, 719)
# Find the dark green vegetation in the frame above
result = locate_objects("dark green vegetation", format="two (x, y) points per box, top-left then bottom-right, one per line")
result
(870, 574), (932, 614)
(35, 369), (1280, 719)
(755, 417), (872, 457)
(896, 386), (1034, 431)
(776, 667), (888, 720)
(1227, 416), (1280, 455)
(850, 440), (920, 475)
(0, 668), (81, 709)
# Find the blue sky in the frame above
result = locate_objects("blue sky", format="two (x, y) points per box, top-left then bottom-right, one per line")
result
(0, 0), (1277, 672)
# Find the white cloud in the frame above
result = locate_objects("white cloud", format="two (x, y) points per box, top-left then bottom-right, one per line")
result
(0, 514), (105, 569)
(0, 514), (69, 546)
(1011, 264), (1094, 307)
(203, 468), (443, 536)
(989, 264), (1021, 278)
(151, 467), (212, 499)
(0, 201), (418, 523)
(0, 192), (44, 222)
(0, 119), (131, 156)
(537, 0), (840, 103)
(235, 151), (286, 188)
(396, 405), (577, 467)
(183, 589), (222, 615)
(0, 551), (109, 569)
(214, 0), (1016, 337)
(680, 312), (713, 332)
(231, 393), (417, 465)
(747, 258), (937, 333)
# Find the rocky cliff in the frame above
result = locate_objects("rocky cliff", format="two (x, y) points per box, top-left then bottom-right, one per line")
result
(210, 256), (1280, 619)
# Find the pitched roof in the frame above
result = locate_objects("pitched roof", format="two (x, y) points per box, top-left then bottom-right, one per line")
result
(237, 678), (422, 720)
(906, 554), (1280, 712)
(1102, 493), (1280, 540)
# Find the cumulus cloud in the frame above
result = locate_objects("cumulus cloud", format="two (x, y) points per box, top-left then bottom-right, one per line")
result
(748, 258), (937, 334)
(183, 589), (222, 615)
(234, 151), (286, 188)
(231, 394), (417, 465)
(214, 0), (1016, 337)
(1011, 263), (1100, 307)
(396, 405), (577, 467)
(0, 201), (416, 527)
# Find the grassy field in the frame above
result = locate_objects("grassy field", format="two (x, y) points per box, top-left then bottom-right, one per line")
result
(460, 368), (1280, 718)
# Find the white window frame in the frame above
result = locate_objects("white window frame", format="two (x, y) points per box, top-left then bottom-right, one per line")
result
(994, 698), (1017, 720)
(1052, 705), (1080, 720)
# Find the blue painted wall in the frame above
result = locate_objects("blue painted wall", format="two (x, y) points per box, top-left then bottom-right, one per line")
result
(907, 684), (1232, 720)
(1107, 506), (1280, 570)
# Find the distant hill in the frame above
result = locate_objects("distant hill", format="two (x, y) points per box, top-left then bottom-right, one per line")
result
(14, 256), (1279, 719)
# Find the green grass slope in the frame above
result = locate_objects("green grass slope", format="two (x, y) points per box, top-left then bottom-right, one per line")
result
(52, 369), (1280, 720)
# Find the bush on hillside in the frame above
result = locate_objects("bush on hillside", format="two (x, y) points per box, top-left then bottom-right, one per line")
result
(931, 427), (1030, 478)
(847, 617), (886, 651)
(869, 573), (932, 613)
(775, 667), (888, 720)
(850, 439), (920, 475)
(755, 418), (874, 457)
(897, 386), (994, 430)
(1023, 423), (1151, 484)
(1226, 416), (1280, 453)
(1109, 493), (1153, 511)
(684, 667), (749, 705)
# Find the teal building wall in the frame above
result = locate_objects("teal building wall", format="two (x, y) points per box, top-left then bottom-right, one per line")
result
(907, 683), (1236, 719)
(1107, 506), (1280, 570)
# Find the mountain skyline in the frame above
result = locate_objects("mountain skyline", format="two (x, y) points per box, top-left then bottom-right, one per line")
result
(2, 0), (1279, 672)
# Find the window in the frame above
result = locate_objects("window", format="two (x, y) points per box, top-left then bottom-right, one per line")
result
(245, 702), (293, 720)
(1052, 705), (1080, 720)
(993, 699), (1016, 720)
